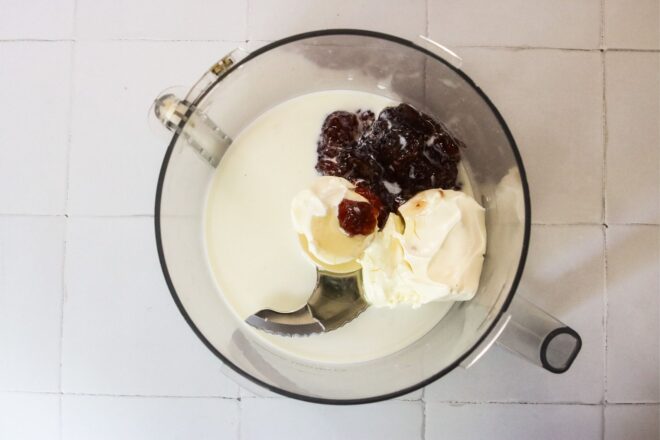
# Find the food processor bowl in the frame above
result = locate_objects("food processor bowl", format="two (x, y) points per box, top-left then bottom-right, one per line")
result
(153, 30), (581, 403)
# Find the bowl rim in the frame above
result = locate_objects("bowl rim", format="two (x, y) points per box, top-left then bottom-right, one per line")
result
(154, 28), (532, 405)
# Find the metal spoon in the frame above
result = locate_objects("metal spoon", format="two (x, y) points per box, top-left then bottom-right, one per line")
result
(245, 270), (368, 336)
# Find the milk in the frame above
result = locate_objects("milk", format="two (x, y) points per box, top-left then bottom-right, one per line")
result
(204, 90), (461, 364)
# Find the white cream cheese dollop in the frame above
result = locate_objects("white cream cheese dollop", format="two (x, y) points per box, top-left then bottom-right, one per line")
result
(361, 189), (487, 307)
(291, 176), (376, 273)
(359, 213), (412, 305)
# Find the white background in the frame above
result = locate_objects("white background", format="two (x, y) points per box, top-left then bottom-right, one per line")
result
(0, 0), (658, 439)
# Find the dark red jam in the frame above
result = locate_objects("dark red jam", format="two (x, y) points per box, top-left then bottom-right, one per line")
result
(317, 103), (462, 228)
(337, 199), (378, 236)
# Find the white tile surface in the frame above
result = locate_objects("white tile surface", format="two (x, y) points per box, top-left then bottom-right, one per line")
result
(458, 48), (603, 224)
(605, 52), (660, 224)
(604, 0), (660, 50)
(0, 0), (656, 437)
(605, 404), (660, 440)
(62, 395), (239, 440)
(429, 0), (601, 49)
(606, 225), (659, 403)
(0, 217), (64, 393)
(0, 43), (71, 215)
(425, 402), (602, 440)
(61, 217), (239, 397)
(0, 392), (60, 440)
(247, 0), (426, 42)
(240, 398), (422, 440)
(426, 225), (605, 403)
(75, 0), (247, 41)
(0, 0), (74, 40)
(67, 41), (237, 216)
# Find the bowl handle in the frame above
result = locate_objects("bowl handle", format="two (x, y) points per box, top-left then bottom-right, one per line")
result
(461, 297), (582, 373)
(496, 296), (582, 373)
(149, 48), (250, 167)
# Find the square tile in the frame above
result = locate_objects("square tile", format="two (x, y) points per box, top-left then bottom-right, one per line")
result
(425, 402), (602, 440)
(429, 0), (601, 49)
(426, 225), (605, 403)
(606, 225), (659, 402)
(67, 41), (237, 216)
(247, 0), (426, 42)
(61, 217), (239, 397)
(62, 395), (239, 440)
(75, 0), (247, 40)
(605, 404), (660, 440)
(605, 52), (659, 224)
(0, 392), (60, 440)
(0, 43), (71, 215)
(604, 0), (660, 50)
(456, 48), (603, 224)
(240, 399), (422, 439)
(0, 217), (64, 393)
(0, 0), (74, 40)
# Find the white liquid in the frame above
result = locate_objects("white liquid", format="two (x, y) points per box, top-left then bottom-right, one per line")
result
(205, 90), (457, 364)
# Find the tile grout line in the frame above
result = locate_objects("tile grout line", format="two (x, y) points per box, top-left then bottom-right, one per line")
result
(1, 389), (243, 400)
(0, 213), (68, 217)
(93, 38), (249, 43)
(0, 213), (154, 218)
(424, 0), (429, 37)
(0, 38), (75, 43)
(62, 45), (76, 217)
(71, 0), (78, 41)
(455, 45), (598, 52)
(600, 0), (608, 225)
(57, 41), (76, 381)
(0, 37), (657, 52)
(58, 394), (63, 440)
(599, 0), (606, 50)
(244, 0), (250, 44)
(59, 0), (77, 434)
(57, 4), (77, 433)
(6, 388), (660, 405)
(0, 36), (657, 53)
(449, 45), (659, 53)
(599, 2), (607, 431)
(532, 223), (657, 226)
(58, 4), (78, 440)
(451, 45), (659, 52)
(57, 223), (68, 440)
(601, 224), (608, 440)
(606, 48), (660, 52)
(237, 396), (243, 440)
(602, 402), (660, 406)
(600, 0), (610, 413)
(0, 38), (249, 44)
(421, 397), (427, 440)
(603, 225), (610, 404)
(414, 400), (606, 406)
